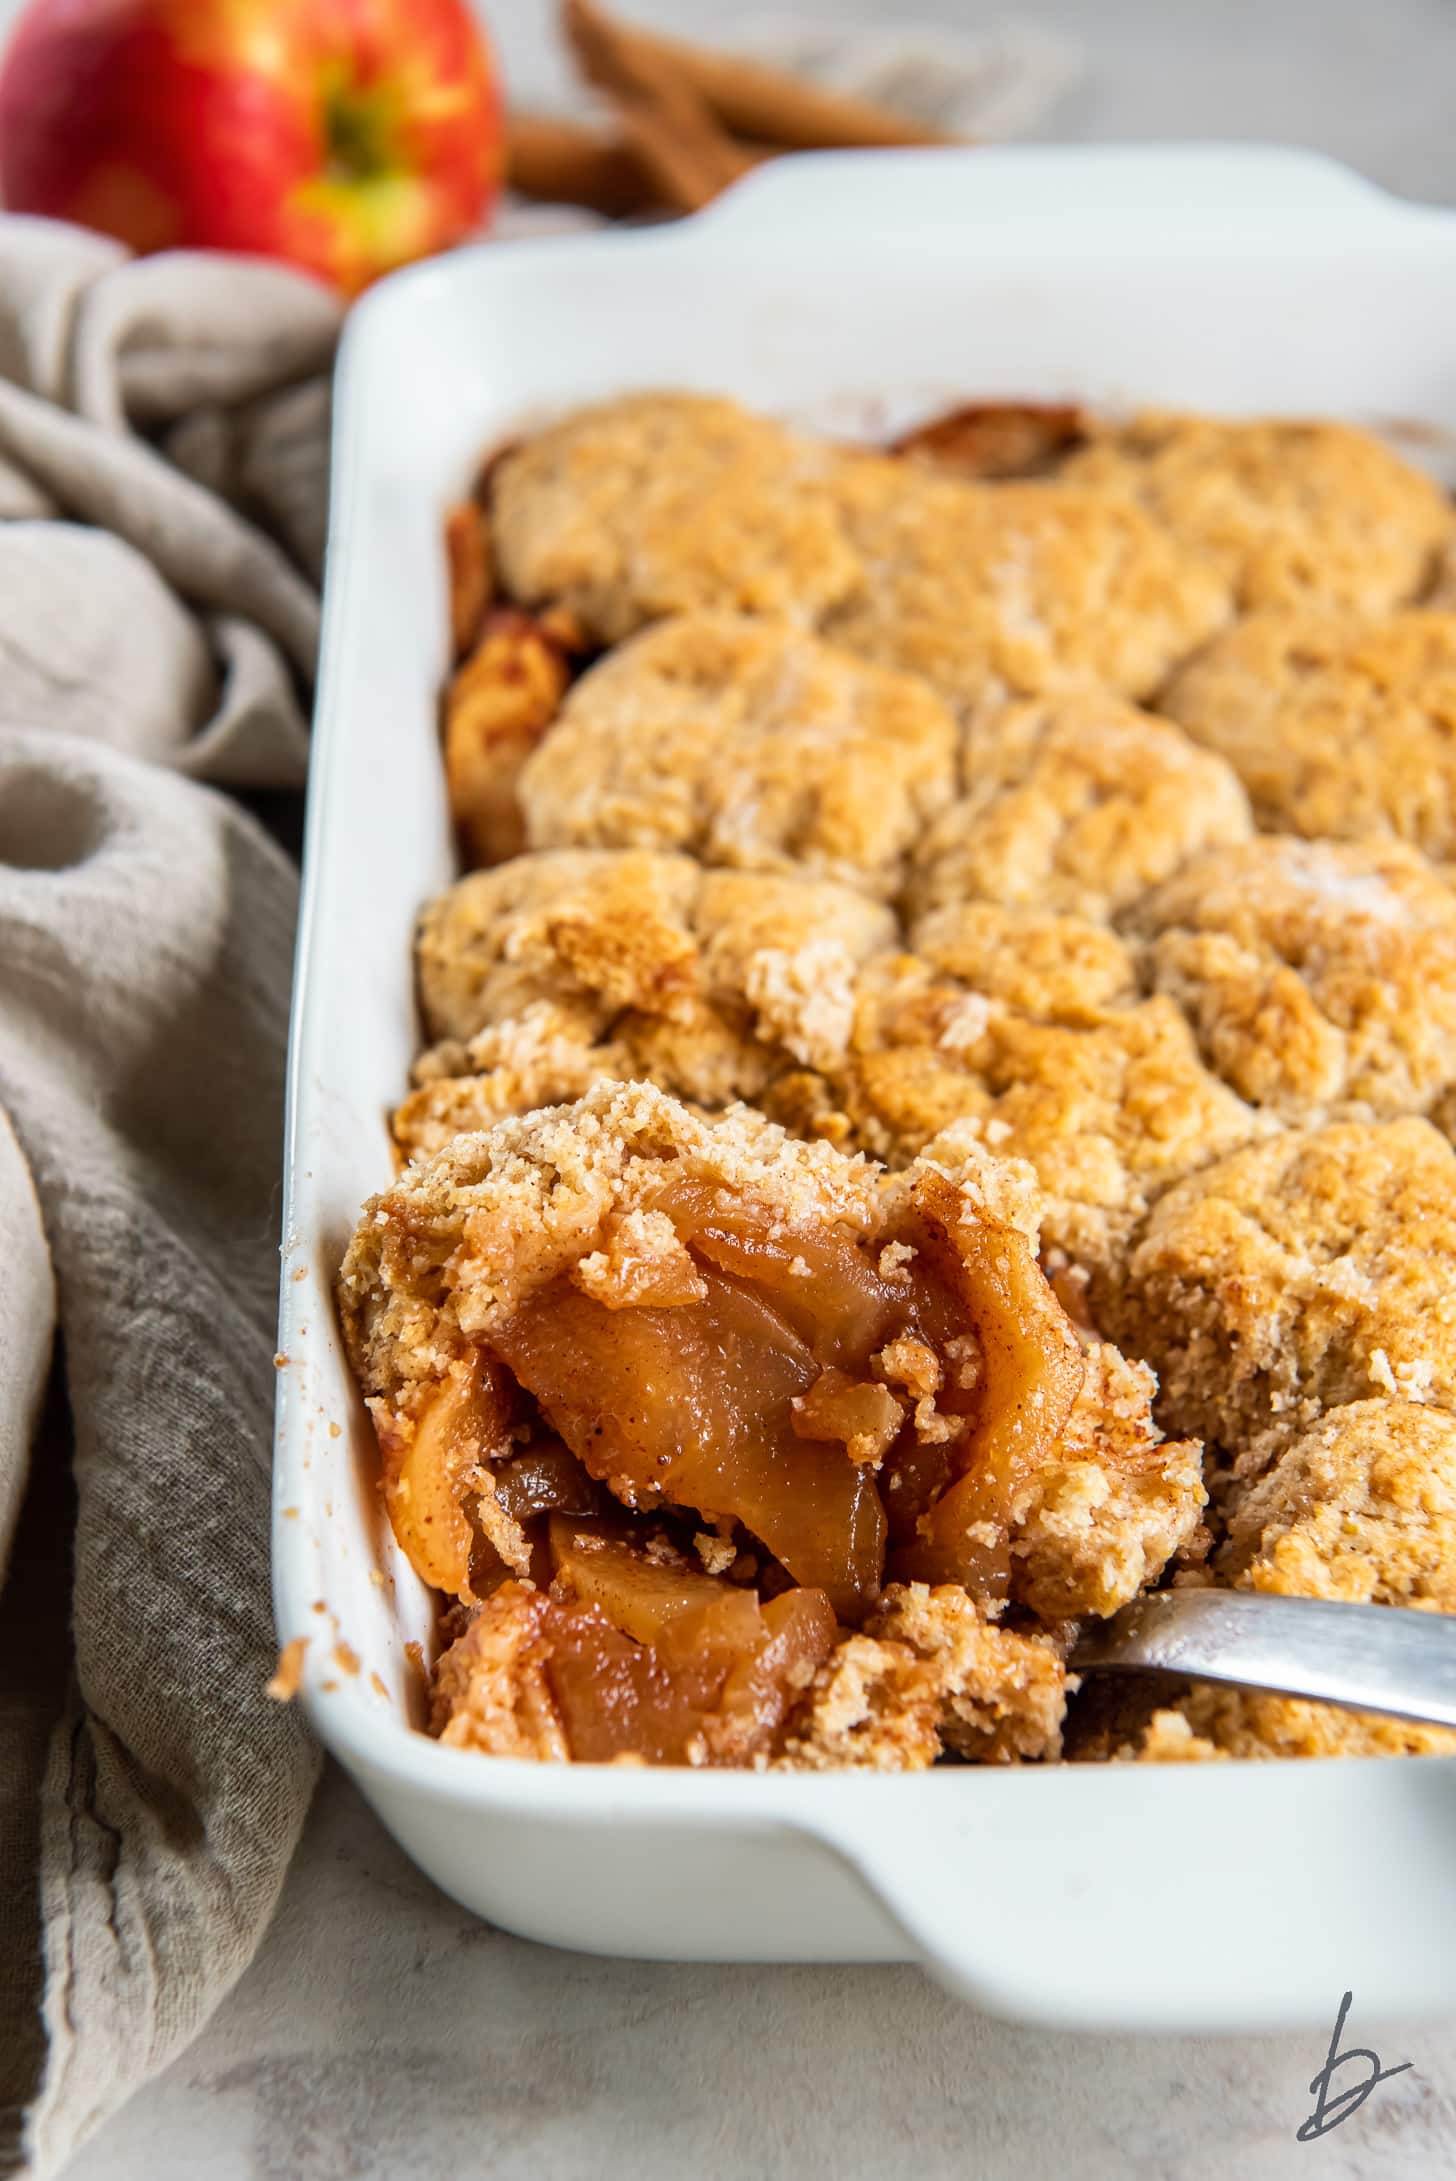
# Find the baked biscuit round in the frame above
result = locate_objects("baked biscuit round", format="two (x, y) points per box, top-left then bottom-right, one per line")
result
(906, 898), (1140, 1020)
(1065, 412), (1453, 614)
(517, 611), (958, 895)
(1162, 608), (1456, 858)
(488, 392), (861, 644)
(1221, 1397), (1456, 1610)
(905, 693), (1253, 922)
(1106, 1118), (1456, 1451)
(1135, 1687), (1456, 1762)
(1133, 1398), (1456, 1761)
(416, 848), (701, 1046)
(402, 849), (898, 1161)
(841, 904), (1265, 1271)
(823, 455), (1232, 715)
(1129, 835), (1456, 1121)
(416, 848), (893, 1052)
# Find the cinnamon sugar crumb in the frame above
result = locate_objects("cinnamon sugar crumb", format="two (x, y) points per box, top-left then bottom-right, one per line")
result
(266, 1636), (308, 1703)
(874, 1336), (941, 1400)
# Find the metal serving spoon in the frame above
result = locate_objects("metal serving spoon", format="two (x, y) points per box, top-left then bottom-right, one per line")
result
(1072, 1590), (1456, 1728)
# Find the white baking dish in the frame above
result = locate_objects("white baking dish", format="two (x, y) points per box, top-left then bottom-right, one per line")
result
(275, 145), (1456, 2029)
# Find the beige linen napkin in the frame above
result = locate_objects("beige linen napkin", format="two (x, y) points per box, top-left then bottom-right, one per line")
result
(0, 216), (341, 2180)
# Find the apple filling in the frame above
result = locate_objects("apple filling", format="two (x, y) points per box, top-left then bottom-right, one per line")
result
(433, 1538), (841, 1766)
(489, 1174), (1079, 1619)
(382, 1164), (1086, 1643)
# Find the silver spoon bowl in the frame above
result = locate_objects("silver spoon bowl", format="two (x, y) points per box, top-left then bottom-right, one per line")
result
(1072, 1589), (1456, 1728)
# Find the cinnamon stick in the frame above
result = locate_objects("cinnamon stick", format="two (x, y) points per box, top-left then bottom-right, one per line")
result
(576, 9), (954, 153)
(563, 0), (758, 213)
(506, 113), (658, 218)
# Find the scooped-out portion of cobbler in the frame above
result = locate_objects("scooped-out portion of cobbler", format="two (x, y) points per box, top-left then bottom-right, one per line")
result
(338, 1081), (1203, 1767)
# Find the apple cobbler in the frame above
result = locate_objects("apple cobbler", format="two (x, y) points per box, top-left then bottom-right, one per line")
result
(339, 389), (1456, 1768)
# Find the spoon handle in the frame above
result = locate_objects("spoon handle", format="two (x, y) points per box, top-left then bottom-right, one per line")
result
(1072, 1589), (1456, 1728)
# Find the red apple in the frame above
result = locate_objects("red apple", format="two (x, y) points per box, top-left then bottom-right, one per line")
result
(0, 0), (504, 295)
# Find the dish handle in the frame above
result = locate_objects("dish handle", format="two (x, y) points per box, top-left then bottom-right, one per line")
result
(696, 143), (1416, 241)
(803, 1751), (1456, 2030)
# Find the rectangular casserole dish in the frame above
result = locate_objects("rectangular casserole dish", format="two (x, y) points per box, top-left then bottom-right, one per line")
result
(275, 145), (1456, 2028)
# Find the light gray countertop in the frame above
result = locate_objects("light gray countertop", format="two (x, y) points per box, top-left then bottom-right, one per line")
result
(62, 2), (1456, 2173)
(62, 1766), (1456, 2181)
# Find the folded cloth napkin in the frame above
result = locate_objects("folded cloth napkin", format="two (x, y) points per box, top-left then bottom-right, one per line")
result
(0, 216), (342, 2181)
(714, 13), (1081, 139)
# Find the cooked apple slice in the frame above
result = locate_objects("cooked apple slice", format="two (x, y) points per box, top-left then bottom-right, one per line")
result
(493, 1265), (888, 1617)
(444, 500), (493, 658)
(433, 1525), (840, 1765)
(443, 607), (571, 866)
(549, 1517), (763, 1653)
(890, 1172), (1086, 1595)
(369, 1350), (513, 1598)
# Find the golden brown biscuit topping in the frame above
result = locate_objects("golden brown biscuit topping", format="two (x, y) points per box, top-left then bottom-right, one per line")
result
(1163, 608), (1456, 858)
(839, 908), (1267, 1273)
(1103, 1118), (1456, 1452)
(906, 692), (1253, 923)
(398, 849), (898, 1163)
(342, 390), (1456, 1769)
(1129, 835), (1456, 1122)
(1066, 412), (1453, 614)
(516, 611), (959, 894)
(824, 454), (1233, 713)
(489, 391), (862, 644)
